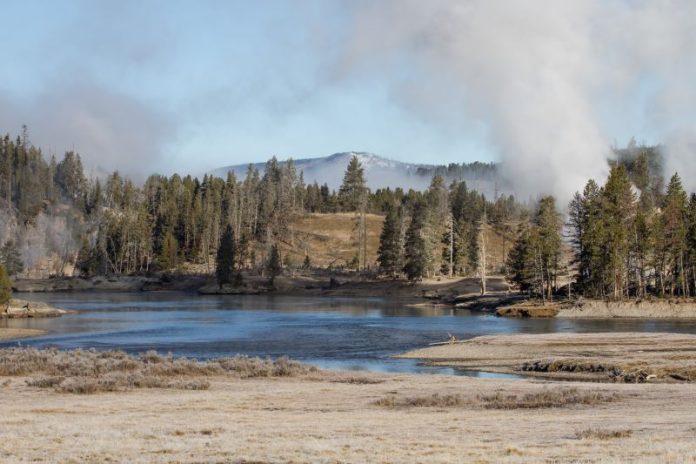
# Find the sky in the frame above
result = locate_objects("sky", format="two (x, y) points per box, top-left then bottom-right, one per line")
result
(1, 0), (696, 199)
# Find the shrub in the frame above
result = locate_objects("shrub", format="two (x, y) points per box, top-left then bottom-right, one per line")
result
(0, 348), (316, 394)
(0, 264), (12, 306)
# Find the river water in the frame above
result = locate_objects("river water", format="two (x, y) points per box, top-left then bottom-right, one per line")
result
(3, 292), (696, 375)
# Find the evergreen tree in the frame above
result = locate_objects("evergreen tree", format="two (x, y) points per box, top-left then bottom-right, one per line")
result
(159, 232), (179, 270)
(601, 165), (636, 298)
(506, 219), (534, 292)
(659, 173), (689, 296)
(266, 244), (282, 286)
(687, 194), (696, 295)
(0, 264), (11, 306)
(338, 155), (367, 212)
(0, 240), (23, 276)
(216, 224), (237, 288)
(403, 201), (427, 281)
(56, 151), (88, 206)
(530, 196), (562, 300)
(377, 206), (401, 277)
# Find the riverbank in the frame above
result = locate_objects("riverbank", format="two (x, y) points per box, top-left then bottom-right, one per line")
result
(1, 299), (69, 319)
(0, 347), (695, 463)
(399, 332), (696, 382)
(558, 299), (696, 318)
(0, 328), (47, 341)
(494, 298), (696, 319)
(13, 273), (510, 300)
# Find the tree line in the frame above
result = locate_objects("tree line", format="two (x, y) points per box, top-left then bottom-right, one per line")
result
(505, 146), (696, 300)
(0, 128), (521, 282)
(376, 174), (521, 282)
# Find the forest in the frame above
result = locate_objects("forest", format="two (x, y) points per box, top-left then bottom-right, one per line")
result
(2, 127), (695, 300)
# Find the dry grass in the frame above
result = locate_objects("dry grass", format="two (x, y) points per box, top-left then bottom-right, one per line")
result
(401, 333), (696, 383)
(478, 388), (619, 409)
(287, 213), (384, 267)
(374, 387), (619, 410)
(330, 375), (384, 385)
(575, 428), (633, 440)
(374, 393), (469, 409)
(1, 370), (695, 463)
(0, 348), (317, 393)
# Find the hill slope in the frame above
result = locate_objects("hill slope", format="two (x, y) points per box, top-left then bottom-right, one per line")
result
(211, 152), (503, 196)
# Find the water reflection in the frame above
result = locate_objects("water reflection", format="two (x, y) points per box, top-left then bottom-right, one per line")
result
(3, 292), (696, 375)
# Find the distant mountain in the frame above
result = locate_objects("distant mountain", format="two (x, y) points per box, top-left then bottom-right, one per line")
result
(210, 151), (505, 197)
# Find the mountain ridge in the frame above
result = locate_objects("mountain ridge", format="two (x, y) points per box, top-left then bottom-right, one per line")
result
(210, 151), (502, 196)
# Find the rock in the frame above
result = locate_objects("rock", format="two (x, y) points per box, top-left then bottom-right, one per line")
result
(496, 304), (559, 318)
(422, 290), (441, 300)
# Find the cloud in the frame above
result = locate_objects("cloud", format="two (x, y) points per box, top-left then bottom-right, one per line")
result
(0, 85), (174, 180)
(322, 0), (696, 201)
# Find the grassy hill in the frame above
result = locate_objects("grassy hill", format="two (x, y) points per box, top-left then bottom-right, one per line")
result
(281, 213), (384, 269)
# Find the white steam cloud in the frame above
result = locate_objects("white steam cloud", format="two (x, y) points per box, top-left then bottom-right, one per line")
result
(0, 86), (173, 181)
(327, 0), (696, 201)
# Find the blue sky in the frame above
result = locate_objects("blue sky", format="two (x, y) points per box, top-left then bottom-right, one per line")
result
(1, 0), (692, 197)
(0, 0), (492, 176)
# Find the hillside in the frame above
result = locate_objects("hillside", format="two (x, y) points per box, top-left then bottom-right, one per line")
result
(211, 152), (502, 196)
(279, 212), (512, 274)
(281, 213), (384, 269)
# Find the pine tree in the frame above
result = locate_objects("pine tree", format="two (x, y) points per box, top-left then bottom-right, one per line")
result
(478, 211), (490, 295)
(506, 219), (534, 292)
(377, 206), (400, 277)
(659, 173), (689, 296)
(531, 196), (562, 300)
(0, 264), (11, 306)
(403, 201), (427, 281)
(159, 232), (179, 270)
(687, 194), (696, 296)
(216, 224), (237, 288)
(601, 165), (636, 299)
(0, 240), (23, 276)
(338, 155), (367, 212)
(266, 244), (282, 286)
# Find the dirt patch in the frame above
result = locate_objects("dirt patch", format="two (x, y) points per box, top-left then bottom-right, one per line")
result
(0, 328), (47, 341)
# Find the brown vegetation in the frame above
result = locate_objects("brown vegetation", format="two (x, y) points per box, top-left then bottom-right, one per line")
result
(496, 301), (560, 317)
(0, 348), (316, 393)
(575, 428), (633, 440)
(478, 388), (619, 409)
(374, 393), (469, 409)
(375, 388), (619, 410)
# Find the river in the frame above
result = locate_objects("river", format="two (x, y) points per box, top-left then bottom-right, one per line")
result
(3, 292), (696, 375)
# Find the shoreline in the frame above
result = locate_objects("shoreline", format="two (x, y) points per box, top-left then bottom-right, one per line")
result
(0, 328), (48, 341)
(399, 332), (696, 383)
(15, 275), (696, 320)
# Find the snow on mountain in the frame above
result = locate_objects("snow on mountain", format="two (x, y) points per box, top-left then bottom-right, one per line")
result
(210, 152), (503, 197)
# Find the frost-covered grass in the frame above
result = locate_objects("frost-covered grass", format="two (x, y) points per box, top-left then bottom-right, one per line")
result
(0, 347), (316, 393)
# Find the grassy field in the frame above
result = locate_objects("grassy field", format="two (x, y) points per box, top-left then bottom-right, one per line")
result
(1, 347), (695, 463)
(283, 212), (384, 268)
(400, 332), (696, 382)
